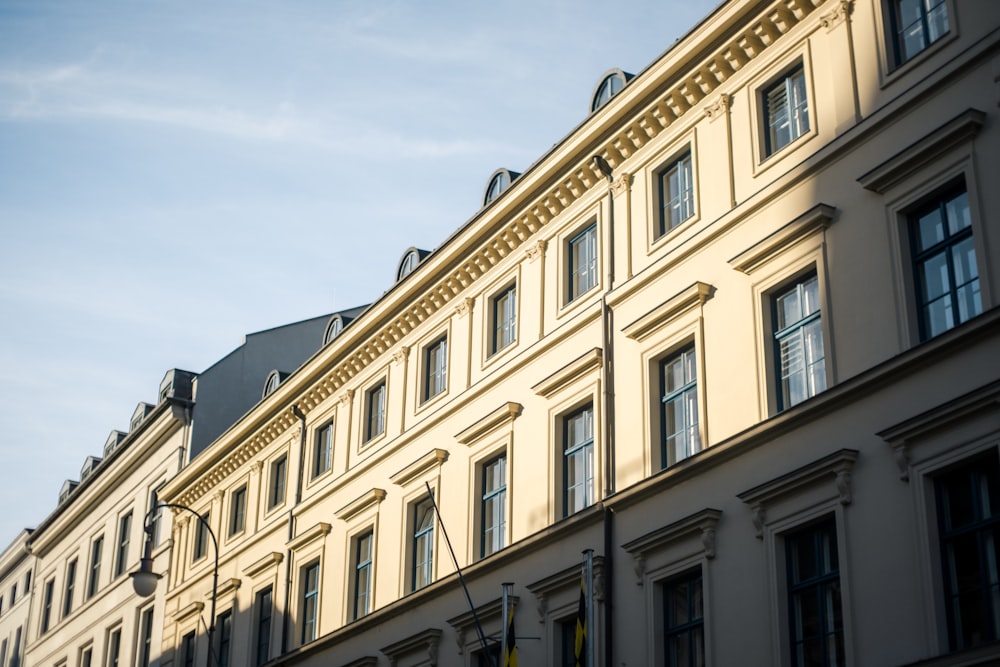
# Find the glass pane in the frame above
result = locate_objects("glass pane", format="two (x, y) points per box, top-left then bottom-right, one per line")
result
(777, 288), (802, 330)
(915, 206), (945, 251)
(920, 251), (951, 300)
(925, 293), (955, 337)
(946, 191), (971, 234)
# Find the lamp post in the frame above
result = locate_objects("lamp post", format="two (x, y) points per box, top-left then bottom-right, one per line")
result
(131, 501), (220, 667)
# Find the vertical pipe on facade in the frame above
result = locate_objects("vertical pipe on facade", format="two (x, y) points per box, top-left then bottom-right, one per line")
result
(283, 404), (308, 655)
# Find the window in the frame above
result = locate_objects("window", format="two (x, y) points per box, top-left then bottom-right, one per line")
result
(40, 579), (54, 633)
(10, 584), (15, 605)
(481, 455), (507, 558)
(773, 275), (826, 411)
(352, 531), (374, 620)
(658, 152), (695, 236)
(23, 571), (30, 593)
(785, 518), (844, 667)
(660, 346), (700, 468)
(490, 284), (517, 355)
(484, 170), (511, 206)
(910, 185), (981, 341)
(63, 559), (77, 618)
(87, 536), (103, 599)
(11, 627), (21, 667)
(80, 646), (91, 667)
(229, 486), (247, 536)
(216, 610), (232, 667)
(934, 450), (1000, 650)
(0, 639), (6, 667)
(423, 337), (448, 402)
(411, 497), (435, 591)
(269, 456), (287, 509)
(115, 512), (131, 577)
(181, 632), (196, 667)
(193, 512), (210, 562)
(364, 381), (386, 443)
(262, 370), (281, 398)
(138, 608), (154, 667)
(255, 587), (273, 666)
(592, 70), (627, 112)
(148, 486), (164, 547)
(323, 315), (343, 344)
(106, 628), (121, 667)
(301, 563), (320, 644)
(313, 422), (333, 478)
(563, 405), (595, 517)
(559, 618), (581, 667)
(568, 224), (598, 302)
(763, 65), (809, 157)
(662, 569), (704, 667)
(889, 0), (949, 66)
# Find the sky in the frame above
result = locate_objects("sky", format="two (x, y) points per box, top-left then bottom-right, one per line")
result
(0, 0), (722, 547)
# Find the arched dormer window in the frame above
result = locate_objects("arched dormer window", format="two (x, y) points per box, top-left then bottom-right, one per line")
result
(590, 69), (633, 112)
(482, 168), (521, 207)
(396, 247), (429, 282)
(263, 370), (282, 398)
(324, 315), (344, 344)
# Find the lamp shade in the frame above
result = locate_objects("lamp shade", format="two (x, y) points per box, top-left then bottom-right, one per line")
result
(131, 558), (162, 597)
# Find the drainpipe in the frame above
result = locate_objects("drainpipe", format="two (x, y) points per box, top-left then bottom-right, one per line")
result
(281, 404), (308, 655)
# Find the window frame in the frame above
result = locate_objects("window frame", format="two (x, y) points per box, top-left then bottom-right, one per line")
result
(661, 568), (705, 667)
(351, 530), (374, 620)
(40, 577), (54, 633)
(363, 380), (387, 444)
(87, 535), (103, 599)
(63, 558), (77, 618)
(410, 496), (436, 592)
(313, 421), (334, 479)
(422, 335), (449, 403)
(137, 606), (154, 667)
(114, 512), (131, 578)
(562, 404), (595, 518)
(300, 561), (320, 645)
(885, 0), (951, 70)
(181, 631), (196, 667)
(254, 586), (273, 667)
(657, 150), (696, 238)
(489, 283), (518, 357)
(566, 223), (599, 304)
(479, 454), (508, 559)
(229, 485), (247, 537)
(269, 455), (288, 510)
(771, 272), (828, 412)
(106, 626), (122, 667)
(659, 344), (702, 469)
(192, 511), (211, 563)
(762, 63), (810, 158)
(216, 608), (233, 667)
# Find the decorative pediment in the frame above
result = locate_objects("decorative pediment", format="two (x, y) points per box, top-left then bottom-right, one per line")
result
(335, 488), (387, 521)
(455, 403), (523, 446)
(532, 348), (603, 398)
(381, 628), (443, 667)
(391, 450), (449, 487)
(623, 282), (714, 342)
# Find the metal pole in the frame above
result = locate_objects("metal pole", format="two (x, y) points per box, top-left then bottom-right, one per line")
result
(584, 548), (594, 667)
(501, 582), (513, 665)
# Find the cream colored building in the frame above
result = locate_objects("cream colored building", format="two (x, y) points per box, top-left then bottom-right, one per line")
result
(22, 373), (193, 667)
(0, 530), (34, 667)
(147, 0), (1000, 666)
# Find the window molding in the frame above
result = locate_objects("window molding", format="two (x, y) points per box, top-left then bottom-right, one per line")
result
(380, 628), (443, 667)
(311, 420), (335, 481)
(286, 522), (332, 552)
(419, 333), (450, 407)
(622, 508), (722, 586)
(875, 0), (958, 82)
(749, 48), (817, 172)
(361, 377), (388, 447)
(335, 488), (387, 521)
(391, 449), (449, 487)
(532, 348), (603, 398)
(486, 280), (519, 362)
(455, 402), (523, 447)
(623, 282), (714, 342)
(652, 145), (698, 243)
(242, 552), (284, 579)
(737, 449), (858, 539)
(728, 204), (836, 275)
(857, 108), (984, 194)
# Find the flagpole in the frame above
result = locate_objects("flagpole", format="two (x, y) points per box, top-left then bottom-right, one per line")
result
(584, 548), (595, 667)
(501, 582), (513, 665)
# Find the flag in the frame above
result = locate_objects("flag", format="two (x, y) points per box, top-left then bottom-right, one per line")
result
(503, 605), (518, 667)
(574, 576), (587, 667)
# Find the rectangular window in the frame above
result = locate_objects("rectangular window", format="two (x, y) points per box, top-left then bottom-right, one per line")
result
(106, 628), (121, 667)
(559, 619), (580, 667)
(491, 284), (517, 355)
(216, 610), (232, 667)
(764, 65), (809, 157)
(301, 563), (319, 644)
(80, 646), (91, 667)
(313, 422), (333, 478)
(481, 455), (507, 558)
(773, 275), (827, 411)
(115, 512), (131, 577)
(660, 346), (700, 469)
(229, 486), (247, 536)
(658, 152), (695, 236)
(910, 185), (981, 341)
(269, 456), (287, 509)
(423, 337), (448, 402)
(411, 497), (435, 591)
(352, 531), (373, 620)
(87, 536), (103, 599)
(193, 512), (210, 561)
(889, 0), (949, 66)
(63, 559), (77, 618)
(40, 579), (54, 633)
(148, 486), (164, 547)
(935, 450), (1000, 650)
(568, 224), (598, 302)
(563, 405), (595, 517)
(785, 518), (844, 667)
(662, 569), (704, 667)
(9, 583), (15, 605)
(11, 627), (21, 667)
(138, 607), (154, 667)
(255, 587), (273, 666)
(182, 632), (196, 667)
(0, 639), (6, 667)
(364, 381), (386, 443)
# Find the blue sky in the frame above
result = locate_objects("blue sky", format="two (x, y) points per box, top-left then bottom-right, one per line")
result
(0, 0), (720, 545)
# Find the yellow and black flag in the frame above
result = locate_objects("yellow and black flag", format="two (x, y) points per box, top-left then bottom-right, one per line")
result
(503, 605), (519, 667)
(574, 576), (587, 667)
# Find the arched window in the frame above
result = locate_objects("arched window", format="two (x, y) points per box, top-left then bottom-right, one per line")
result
(482, 168), (520, 207)
(262, 370), (281, 398)
(323, 315), (344, 345)
(396, 248), (429, 282)
(591, 69), (632, 112)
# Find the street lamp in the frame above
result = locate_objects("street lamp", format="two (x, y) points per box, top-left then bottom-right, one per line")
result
(131, 500), (220, 667)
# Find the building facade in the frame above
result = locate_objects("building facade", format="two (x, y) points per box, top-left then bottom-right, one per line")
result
(6, 0), (1000, 665)
(0, 530), (33, 667)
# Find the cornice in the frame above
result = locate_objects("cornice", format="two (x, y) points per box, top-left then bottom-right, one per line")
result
(242, 551), (283, 579)
(390, 449), (449, 487)
(622, 282), (714, 342)
(728, 203), (836, 274)
(334, 488), (387, 521)
(454, 402), (523, 446)
(162, 0), (833, 509)
(532, 348), (603, 398)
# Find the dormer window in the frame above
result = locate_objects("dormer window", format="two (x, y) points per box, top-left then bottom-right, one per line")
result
(324, 315), (344, 345)
(396, 248), (429, 282)
(483, 168), (521, 208)
(263, 370), (282, 398)
(591, 69), (633, 112)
